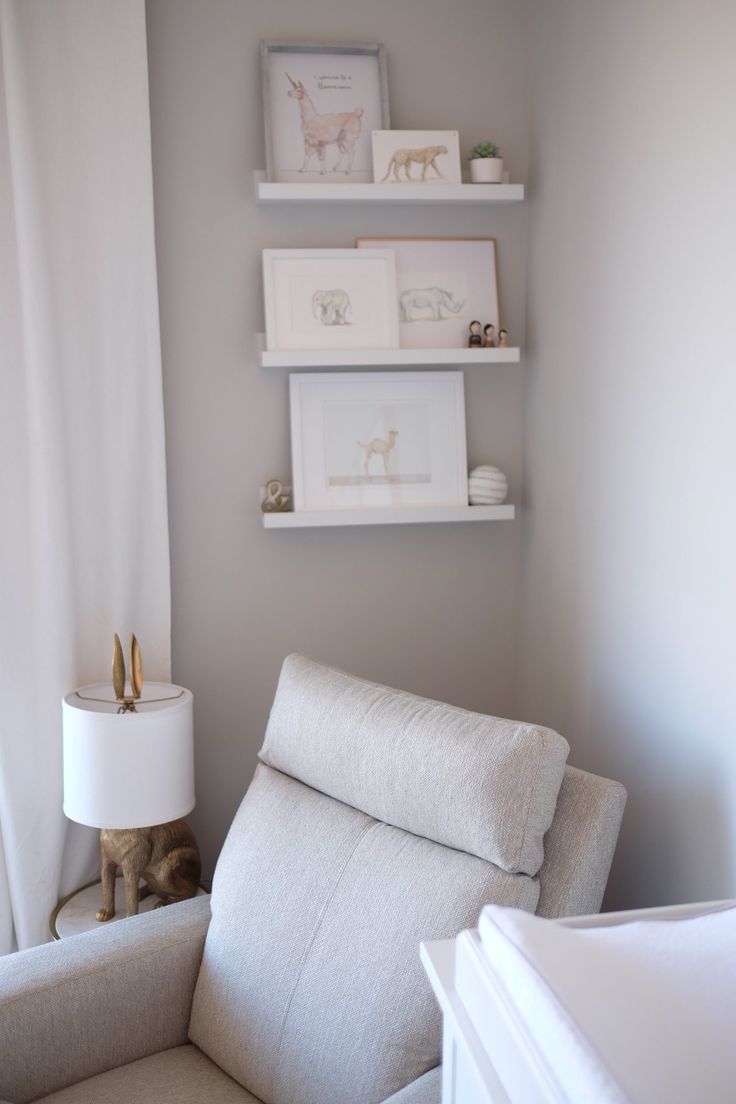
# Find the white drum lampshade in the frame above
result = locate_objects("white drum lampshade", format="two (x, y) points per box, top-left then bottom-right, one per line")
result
(62, 683), (194, 829)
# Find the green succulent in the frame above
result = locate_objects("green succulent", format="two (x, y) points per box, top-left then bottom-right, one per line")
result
(470, 141), (501, 160)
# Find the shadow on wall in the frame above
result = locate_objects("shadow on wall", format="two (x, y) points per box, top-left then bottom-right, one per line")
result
(605, 769), (734, 911)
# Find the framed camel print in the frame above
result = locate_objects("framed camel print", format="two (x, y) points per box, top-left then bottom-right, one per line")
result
(289, 372), (468, 512)
(356, 238), (500, 350)
(261, 41), (390, 183)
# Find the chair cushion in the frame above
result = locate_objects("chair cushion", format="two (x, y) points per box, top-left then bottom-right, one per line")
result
(189, 765), (539, 1104)
(383, 1067), (441, 1103)
(260, 655), (569, 875)
(477, 903), (736, 1104)
(32, 1044), (260, 1103)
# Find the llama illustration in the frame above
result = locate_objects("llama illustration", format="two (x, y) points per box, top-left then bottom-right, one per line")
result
(358, 430), (399, 476)
(399, 287), (465, 322)
(287, 74), (364, 175)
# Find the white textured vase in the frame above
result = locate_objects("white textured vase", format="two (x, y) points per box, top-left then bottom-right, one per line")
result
(468, 465), (508, 505)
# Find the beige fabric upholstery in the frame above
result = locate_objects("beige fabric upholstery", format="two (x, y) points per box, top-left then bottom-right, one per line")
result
(537, 766), (627, 918)
(33, 1045), (259, 1103)
(31, 1052), (439, 1104)
(0, 896), (211, 1104)
(190, 764), (538, 1104)
(260, 654), (570, 875)
(383, 1068), (441, 1103)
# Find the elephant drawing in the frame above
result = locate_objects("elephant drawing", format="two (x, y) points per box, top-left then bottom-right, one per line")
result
(399, 286), (465, 323)
(312, 288), (352, 326)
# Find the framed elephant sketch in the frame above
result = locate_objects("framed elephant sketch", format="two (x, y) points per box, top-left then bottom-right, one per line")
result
(260, 41), (390, 183)
(356, 238), (500, 349)
(262, 249), (399, 351)
(290, 372), (468, 511)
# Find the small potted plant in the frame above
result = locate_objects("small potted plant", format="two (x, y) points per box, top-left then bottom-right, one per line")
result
(469, 141), (503, 183)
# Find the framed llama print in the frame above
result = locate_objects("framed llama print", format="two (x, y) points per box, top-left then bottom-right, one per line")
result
(356, 238), (500, 349)
(262, 249), (399, 351)
(289, 372), (468, 512)
(261, 41), (390, 183)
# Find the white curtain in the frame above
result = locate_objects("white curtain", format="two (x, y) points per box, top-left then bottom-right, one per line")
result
(0, 0), (171, 952)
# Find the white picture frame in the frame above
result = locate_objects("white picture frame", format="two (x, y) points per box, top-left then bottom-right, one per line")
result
(260, 41), (390, 183)
(263, 249), (399, 352)
(371, 130), (462, 184)
(356, 237), (500, 349)
(290, 371), (468, 512)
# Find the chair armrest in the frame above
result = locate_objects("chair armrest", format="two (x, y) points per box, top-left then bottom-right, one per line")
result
(0, 895), (210, 1104)
(383, 1067), (441, 1104)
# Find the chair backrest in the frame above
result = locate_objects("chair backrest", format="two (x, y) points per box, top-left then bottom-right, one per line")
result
(188, 655), (625, 1104)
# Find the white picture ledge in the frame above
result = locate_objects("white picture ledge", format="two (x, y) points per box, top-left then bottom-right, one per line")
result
(253, 171), (525, 205)
(262, 505), (515, 528)
(256, 334), (521, 368)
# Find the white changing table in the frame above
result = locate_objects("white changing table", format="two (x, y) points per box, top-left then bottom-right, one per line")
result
(421, 899), (736, 1104)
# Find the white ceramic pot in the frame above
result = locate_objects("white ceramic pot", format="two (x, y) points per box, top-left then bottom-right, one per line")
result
(468, 465), (509, 505)
(469, 157), (504, 184)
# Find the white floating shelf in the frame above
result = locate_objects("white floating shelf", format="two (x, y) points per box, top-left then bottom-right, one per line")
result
(254, 171), (524, 206)
(257, 335), (520, 369)
(262, 505), (515, 529)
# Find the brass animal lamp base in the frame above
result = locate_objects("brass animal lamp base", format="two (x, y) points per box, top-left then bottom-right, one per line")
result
(97, 819), (201, 921)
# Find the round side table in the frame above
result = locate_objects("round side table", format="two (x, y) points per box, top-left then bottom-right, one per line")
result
(50, 877), (208, 939)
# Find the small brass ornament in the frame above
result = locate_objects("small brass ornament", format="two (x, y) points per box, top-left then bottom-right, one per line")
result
(261, 478), (292, 513)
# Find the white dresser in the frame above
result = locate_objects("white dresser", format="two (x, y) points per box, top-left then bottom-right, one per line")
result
(421, 899), (736, 1104)
(421, 929), (550, 1104)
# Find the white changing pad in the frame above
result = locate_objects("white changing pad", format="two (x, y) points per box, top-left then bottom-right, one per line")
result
(477, 903), (736, 1104)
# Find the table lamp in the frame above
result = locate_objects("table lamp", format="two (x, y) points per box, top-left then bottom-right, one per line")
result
(62, 634), (200, 922)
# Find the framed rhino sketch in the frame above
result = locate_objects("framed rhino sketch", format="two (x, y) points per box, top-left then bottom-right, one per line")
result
(262, 249), (399, 351)
(260, 41), (390, 183)
(356, 238), (500, 349)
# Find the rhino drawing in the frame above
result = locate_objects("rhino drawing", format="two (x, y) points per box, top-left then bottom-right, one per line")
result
(312, 288), (352, 326)
(399, 286), (465, 322)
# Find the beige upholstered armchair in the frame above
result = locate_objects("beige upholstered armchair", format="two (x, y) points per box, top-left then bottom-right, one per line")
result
(0, 655), (626, 1104)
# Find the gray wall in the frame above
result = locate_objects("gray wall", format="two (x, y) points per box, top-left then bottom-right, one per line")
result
(146, 0), (531, 877)
(520, 0), (736, 907)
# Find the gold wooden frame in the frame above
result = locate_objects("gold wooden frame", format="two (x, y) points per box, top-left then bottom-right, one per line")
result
(356, 236), (502, 348)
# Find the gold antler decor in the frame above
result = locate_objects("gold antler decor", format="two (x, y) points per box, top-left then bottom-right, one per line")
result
(130, 634), (143, 699)
(74, 634), (185, 712)
(112, 634), (126, 701)
(111, 633), (143, 712)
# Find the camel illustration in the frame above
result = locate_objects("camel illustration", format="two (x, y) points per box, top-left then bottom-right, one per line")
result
(287, 74), (363, 175)
(358, 430), (399, 476)
(399, 287), (465, 322)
